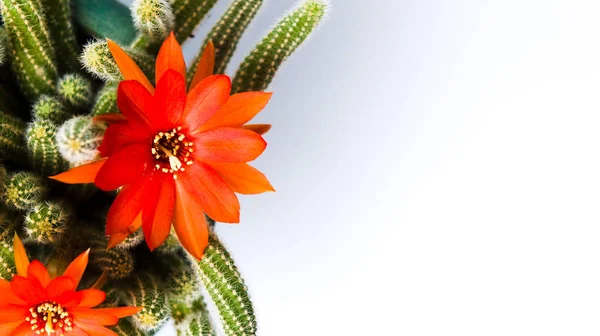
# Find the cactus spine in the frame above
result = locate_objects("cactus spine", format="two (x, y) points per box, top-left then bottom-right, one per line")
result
(232, 0), (327, 93)
(170, 0), (218, 44)
(26, 119), (69, 175)
(42, 0), (79, 73)
(124, 275), (171, 332)
(0, 111), (27, 161)
(131, 0), (175, 43)
(0, 0), (58, 98)
(196, 233), (256, 336)
(174, 298), (216, 336)
(56, 116), (105, 166)
(3, 172), (47, 210)
(24, 201), (70, 244)
(189, 0), (263, 80)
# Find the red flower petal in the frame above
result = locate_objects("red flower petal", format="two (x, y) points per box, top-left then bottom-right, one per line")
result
(0, 321), (26, 335)
(77, 322), (119, 336)
(68, 326), (90, 336)
(200, 92), (272, 131)
(242, 123), (272, 135)
(62, 249), (90, 288)
(72, 308), (118, 326)
(50, 159), (107, 184)
(98, 123), (148, 157)
(107, 212), (142, 249)
(0, 308), (27, 323)
(11, 276), (47, 304)
(191, 127), (266, 163)
(12, 235), (28, 277)
(93, 307), (142, 318)
(0, 279), (26, 308)
(93, 113), (127, 124)
(55, 291), (83, 308)
(142, 173), (175, 250)
(116, 80), (155, 131)
(189, 40), (215, 90)
(27, 260), (51, 287)
(46, 276), (76, 300)
(152, 69), (187, 129)
(95, 143), (151, 191)
(173, 182), (209, 260)
(209, 162), (275, 195)
(107, 39), (154, 94)
(77, 290), (106, 308)
(180, 162), (240, 223)
(181, 75), (230, 132)
(106, 178), (147, 235)
(156, 32), (186, 84)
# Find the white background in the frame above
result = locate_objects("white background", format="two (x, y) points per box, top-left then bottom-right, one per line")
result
(118, 0), (600, 335)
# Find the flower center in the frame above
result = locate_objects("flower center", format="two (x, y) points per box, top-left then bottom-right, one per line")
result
(152, 127), (194, 178)
(26, 301), (73, 334)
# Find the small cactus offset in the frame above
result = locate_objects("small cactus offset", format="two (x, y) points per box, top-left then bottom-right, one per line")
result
(0, 0), (58, 98)
(56, 115), (105, 166)
(0, 0), (327, 334)
(232, 0), (327, 93)
(189, 0), (263, 79)
(26, 118), (69, 175)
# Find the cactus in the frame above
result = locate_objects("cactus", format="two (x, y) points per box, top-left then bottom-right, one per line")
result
(112, 318), (147, 336)
(0, 27), (7, 66)
(56, 73), (93, 108)
(114, 228), (145, 250)
(0, 110), (27, 162)
(170, 0), (218, 44)
(196, 233), (256, 336)
(32, 95), (71, 123)
(189, 0), (263, 79)
(124, 275), (171, 332)
(175, 298), (216, 336)
(24, 200), (70, 244)
(164, 251), (202, 303)
(131, 0), (175, 44)
(26, 119), (69, 175)
(0, 0), (58, 99)
(232, 0), (327, 93)
(0, 228), (15, 280)
(90, 246), (135, 279)
(81, 40), (154, 82)
(56, 116), (105, 166)
(3, 172), (47, 210)
(43, 0), (80, 73)
(91, 82), (119, 116)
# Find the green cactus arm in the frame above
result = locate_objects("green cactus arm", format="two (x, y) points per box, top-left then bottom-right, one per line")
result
(91, 83), (119, 116)
(0, 111), (27, 164)
(81, 40), (155, 83)
(42, 0), (80, 73)
(196, 233), (256, 336)
(0, 0), (59, 99)
(26, 119), (70, 176)
(56, 116), (105, 166)
(3, 172), (48, 211)
(24, 201), (71, 244)
(188, 0), (263, 81)
(57, 73), (93, 108)
(170, 0), (218, 44)
(124, 275), (171, 332)
(32, 95), (71, 124)
(71, 0), (137, 45)
(232, 0), (327, 93)
(131, 0), (175, 44)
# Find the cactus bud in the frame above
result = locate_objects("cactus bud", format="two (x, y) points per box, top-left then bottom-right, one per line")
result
(131, 0), (175, 43)
(24, 201), (70, 244)
(26, 119), (69, 176)
(57, 73), (93, 108)
(56, 116), (106, 166)
(3, 172), (47, 210)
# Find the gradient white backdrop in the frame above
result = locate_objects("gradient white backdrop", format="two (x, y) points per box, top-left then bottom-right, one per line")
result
(118, 0), (600, 335)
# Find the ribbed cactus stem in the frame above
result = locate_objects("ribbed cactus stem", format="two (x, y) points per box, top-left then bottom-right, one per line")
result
(111, 318), (147, 336)
(3, 172), (48, 211)
(0, 230), (15, 280)
(0, 27), (7, 66)
(175, 298), (216, 336)
(232, 0), (327, 93)
(81, 40), (154, 82)
(131, 0), (175, 43)
(26, 119), (69, 176)
(42, 0), (80, 73)
(196, 233), (256, 336)
(164, 252), (202, 303)
(124, 275), (170, 332)
(90, 246), (135, 279)
(170, 0), (218, 44)
(188, 0), (263, 80)
(0, 110), (27, 162)
(24, 201), (70, 244)
(56, 116), (105, 166)
(0, 0), (58, 99)
(91, 83), (119, 116)
(57, 73), (93, 108)
(32, 95), (71, 124)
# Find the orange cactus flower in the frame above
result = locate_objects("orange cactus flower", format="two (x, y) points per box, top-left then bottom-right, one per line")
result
(51, 32), (274, 260)
(0, 235), (141, 335)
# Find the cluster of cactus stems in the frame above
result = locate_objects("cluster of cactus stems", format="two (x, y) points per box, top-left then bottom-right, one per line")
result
(0, 0), (326, 334)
